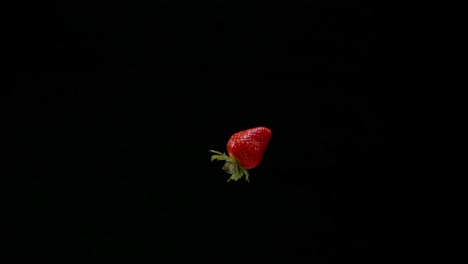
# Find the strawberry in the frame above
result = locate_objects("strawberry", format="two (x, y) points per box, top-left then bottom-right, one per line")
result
(210, 126), (272, 182)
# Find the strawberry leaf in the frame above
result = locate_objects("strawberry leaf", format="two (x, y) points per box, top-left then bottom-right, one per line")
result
(209, 150), (251, 183)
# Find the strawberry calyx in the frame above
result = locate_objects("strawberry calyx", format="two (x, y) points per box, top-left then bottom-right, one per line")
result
(209, 150), (250, 183)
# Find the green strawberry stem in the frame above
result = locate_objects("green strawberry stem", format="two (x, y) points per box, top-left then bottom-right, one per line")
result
(209, 150), (250, 183)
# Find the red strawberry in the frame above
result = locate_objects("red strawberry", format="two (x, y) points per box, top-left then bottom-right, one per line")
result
(210, 126), (272, 182)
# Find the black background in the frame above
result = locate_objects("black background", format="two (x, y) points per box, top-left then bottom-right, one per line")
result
(11, 1), (386, 263)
